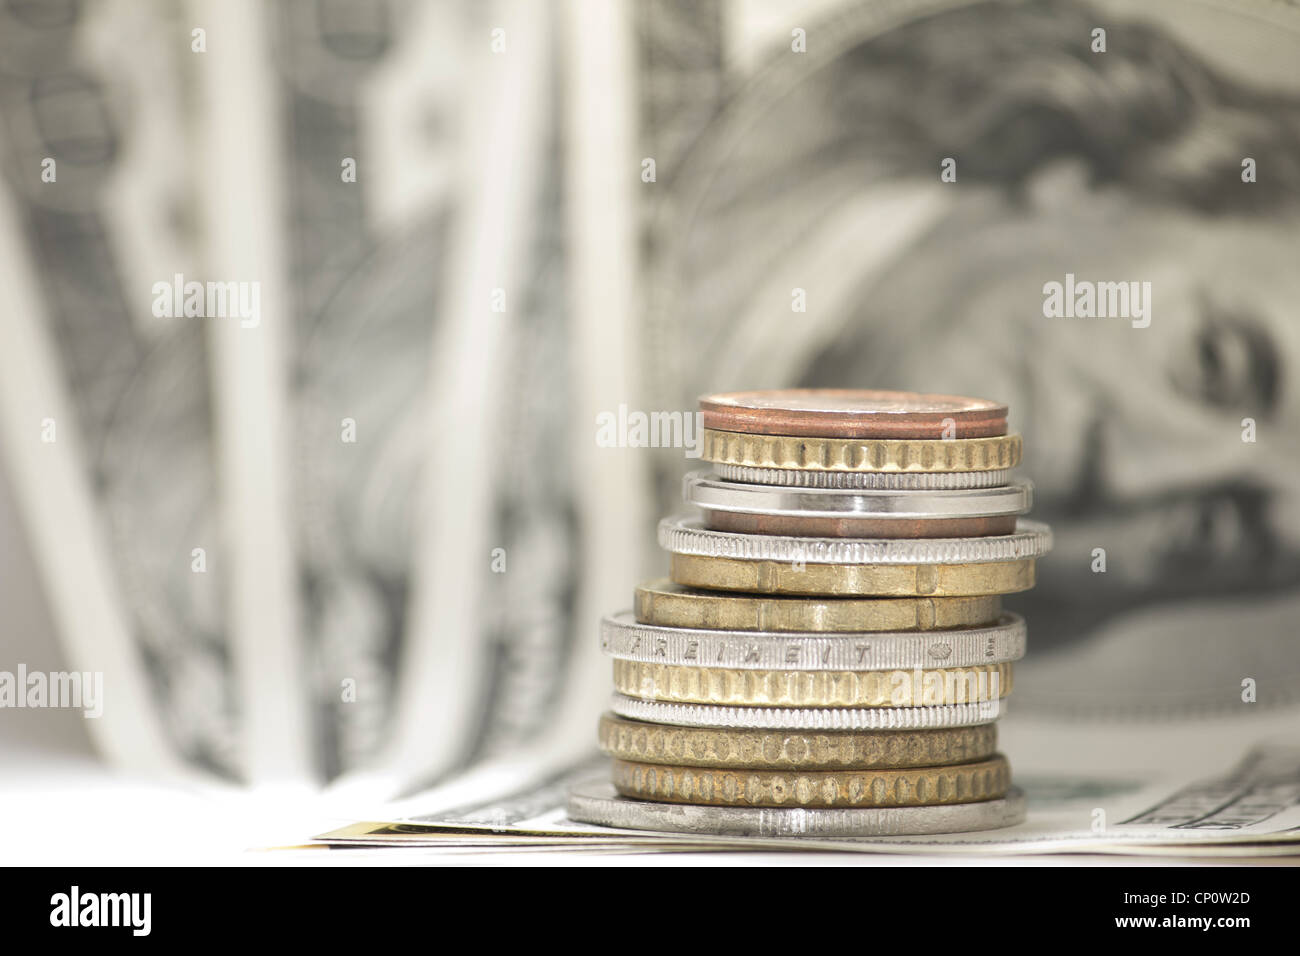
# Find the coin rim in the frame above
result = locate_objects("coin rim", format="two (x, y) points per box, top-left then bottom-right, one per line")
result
(633, 580), (1004, 632)
(712, 462), (1013, 489)
(683, 472), (1034, 518)
(701, 429), (1023, 473)
(659, 515), (1053, 565)
(610, 754), (1011, 807)
(668, 552), (1036, 597)
(567, 780), (1028, 836)
(612, 660), (1013, 707)
(609, 693), (1005, 730)
(596, 713), (1000, 769)
(698, 389), (1008, 439)
(600, 610), (1027, 669)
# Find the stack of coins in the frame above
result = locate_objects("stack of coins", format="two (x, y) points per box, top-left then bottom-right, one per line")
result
(569, 389), (1051, 838)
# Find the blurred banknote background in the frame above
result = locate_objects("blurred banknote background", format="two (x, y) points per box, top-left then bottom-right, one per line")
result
(2, 0), (1299, 854)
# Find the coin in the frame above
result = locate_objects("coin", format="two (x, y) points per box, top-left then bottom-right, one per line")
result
(689, 473), (1030, 538)
(669, 553), (1035, 597)
(599, 610), (1027, 670)
(613, 660), (1012, 707)
(703, 511), (1020, 538)
(684, 473), (1033, 519)
(597, 713), (999, 769)
(567, 780), (1028, 836)
(698, 389), (1008, 439)
(702, 428), (1022, 473)
(586, 384), (1044, 834)
(712, 462), (1012, 489)
(611, 754), (1011, 807)
(634, 580), (1003, 632)
(659, 515), (1054, 565)
(610, 693), (1003, 729)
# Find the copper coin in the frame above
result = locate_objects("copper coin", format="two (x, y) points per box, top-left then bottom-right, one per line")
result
(698, 389), (1008, 439)
(702, 510), (1019, 539)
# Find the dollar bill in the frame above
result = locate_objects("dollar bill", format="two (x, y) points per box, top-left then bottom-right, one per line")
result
(0, 0), (234, 777)
(315, 706), (1300, 855)
(637, 0), (1300, 718)
(191, 0), (315, 783)
(274, 0), (433, 781)
(276, 0), (602, 786)
(8, 0), (1298, 800)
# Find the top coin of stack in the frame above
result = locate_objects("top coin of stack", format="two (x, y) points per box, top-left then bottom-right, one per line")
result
(568, 388), (1049, 839)
(700, 388), (1010, 438)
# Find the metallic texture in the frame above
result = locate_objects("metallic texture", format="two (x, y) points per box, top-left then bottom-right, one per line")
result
(633, 580), (1003, 632)
(567, 781), (1027, 836)
(613, 660), (1013, 707)
(596, 714), (999, 770)
(684, 472), (1033, 519)
(669, 552), (1035, 597)
(609, 693), (1004, 730)
(701, 428), (1021, 473)
(712, 462), (1011, 488)
(659, 515), (1053, 565)
(610, 754), (1011, 807)
(599, 610), (1027, 670)
(697, 389), (1008, 439)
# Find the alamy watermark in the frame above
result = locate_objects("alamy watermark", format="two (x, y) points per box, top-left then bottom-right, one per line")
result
(152, 273), (261, 328)
(0, 666), (102, 718)
(50, 886), (150, 936)
(885, 666), (1001, 706)
(1042, 273), (1151, 328)
(595, 405), (704, 458)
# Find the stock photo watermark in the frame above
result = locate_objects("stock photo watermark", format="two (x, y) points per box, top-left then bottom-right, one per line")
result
(1042, 273), (1152, 328)
(151, 273), (261, 328)
(885, 667), (1002, 706)
(50, 887), (150, 936)
(0, 666), (103, 718)
(595, 405), (705, 458)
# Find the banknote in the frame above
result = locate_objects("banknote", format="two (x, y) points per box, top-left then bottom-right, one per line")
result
(0, 0), (648, 787)
(314, 706), (1300, 856)
(0, 0), (235, 777)
(320, 0), (1300, 794)
(7, 0), (1298, 803)
(276, 0), (611, 786)
(310, 0), (1300, 793)
(637, 0), (1300, 718)
(274, 0), (433, 781)
(192, 0), (315, 783)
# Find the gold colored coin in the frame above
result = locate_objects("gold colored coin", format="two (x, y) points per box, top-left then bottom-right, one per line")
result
(611, 755), (1011, 808)
(596, 714), (998, 770)
(613, 660), (1012, 707)
(634, 580), (1001, 632)
(701, 428), (1021, 473)
(669, 553), (1035, 597)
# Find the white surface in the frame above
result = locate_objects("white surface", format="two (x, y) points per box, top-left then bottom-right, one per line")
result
(1, 743), (1293, 867)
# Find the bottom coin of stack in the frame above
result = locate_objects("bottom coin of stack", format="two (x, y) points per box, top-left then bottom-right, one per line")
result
(567, 388), (1048, 837)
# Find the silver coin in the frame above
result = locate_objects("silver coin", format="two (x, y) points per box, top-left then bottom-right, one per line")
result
(713, 462), (1011, 489)
(567, 780), (1027, 836)
(682, 472), (1033, 518)
(600, 611), (1026, 670)
(658, 515), (1052, 565)
(610, 694), (1003, 730)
